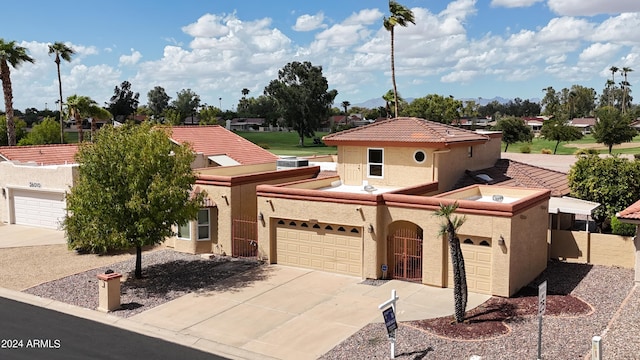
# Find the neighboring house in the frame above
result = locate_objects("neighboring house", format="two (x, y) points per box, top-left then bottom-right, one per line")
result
(227, 118), (265, 131)
(249, 118), (551, 297)
(570, 117), (596, 134)
(616, 200), (640, 283)
(0, 144), (79, 229)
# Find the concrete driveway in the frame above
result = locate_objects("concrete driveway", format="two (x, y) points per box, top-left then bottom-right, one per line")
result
(0, 224), (66, 248)
(129, 266), (490, 360)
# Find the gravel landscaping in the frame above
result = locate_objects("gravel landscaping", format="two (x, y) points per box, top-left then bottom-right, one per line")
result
(24, 250), (263, 318)
(321, 261), (639, 360)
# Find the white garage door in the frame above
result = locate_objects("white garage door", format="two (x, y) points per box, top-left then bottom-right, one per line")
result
(13, 190), (66, 229)
(447, 238), (492, 294)
(276, 220), (362, 277)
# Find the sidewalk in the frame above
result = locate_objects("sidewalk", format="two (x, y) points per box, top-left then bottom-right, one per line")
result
(0, 224), (66, 248)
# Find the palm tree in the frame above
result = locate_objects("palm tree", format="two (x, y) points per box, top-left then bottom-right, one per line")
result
(48, 42), (75, 144)
(0, 39), (35, 146)
(341, 100), (350, 124)
(241, 88), (250, 98)
(621, 67), (633, 114)
(609, 66), (619, 107)
(383, 1), (415, 119)
(66, 94), (99, 143)
(435, 202), (468, 323)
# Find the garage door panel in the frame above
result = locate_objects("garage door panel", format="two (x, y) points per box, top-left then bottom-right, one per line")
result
(447, 243), (492, 295)
(13, 191), (66, 229)
(276, 222), (362, 277)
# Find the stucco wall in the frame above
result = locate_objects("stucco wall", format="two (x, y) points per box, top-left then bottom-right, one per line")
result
(549, 231), (635, 269)
(434, 142), (500, 192)
(0, 162), (77, 224)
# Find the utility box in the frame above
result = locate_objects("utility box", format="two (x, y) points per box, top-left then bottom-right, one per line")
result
(97, 272), (122, 312)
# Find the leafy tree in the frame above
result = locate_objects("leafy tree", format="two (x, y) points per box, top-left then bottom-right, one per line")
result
(566, 85), (596, 118)
(0, 39), (35, 146)
(435, 202), (467, 323)
(0, 115), (27, 146)
(48, 42), (75, 143)
(264, 61), (337, 145)
(405, 94), (462, 124)
(384, 1), (415, 118)
(107, 81), (139, 123)
(569, 154), (640, 230)
(540, 117), (583, 154)
(163, 108), (182, 126)
(243, 95), (279, 126)
(66, 95), (106, 142)
(492, 116), (533, 151)
(198, 105), (220, 125)
(592, 106), (637, 154)
(171, 89), (200, 123)
(22, 107), (40, 127)
(147, 86), (171, 120)
(541, 86), (561, 116)
(64, 123), (204, 278)
(18, 117), (63, 145)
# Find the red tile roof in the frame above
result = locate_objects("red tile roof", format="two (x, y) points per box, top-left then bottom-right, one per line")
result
(322, 117), (489, 147)
(0, 144), (79, 165)
(170, 126), (278, 165)
(618, 200), (640, 221)
(455, 159), (570, 197)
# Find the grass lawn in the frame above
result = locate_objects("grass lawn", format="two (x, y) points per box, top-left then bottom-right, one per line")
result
(235, 130), (337, 156)
(503, 134), (640, 155)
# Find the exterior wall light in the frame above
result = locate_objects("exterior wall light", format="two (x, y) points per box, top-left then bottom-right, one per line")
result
(258, 212), (264, 221)
(498, 235), (505, 246)
(367, 224), (374, 233)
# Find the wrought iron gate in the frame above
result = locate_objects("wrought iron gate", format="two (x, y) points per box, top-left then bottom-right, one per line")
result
(232, 217), (258, 258)
(388, 228), (423, 282)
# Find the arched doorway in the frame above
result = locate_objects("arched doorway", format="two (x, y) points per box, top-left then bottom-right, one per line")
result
(387, 221), (423, 282)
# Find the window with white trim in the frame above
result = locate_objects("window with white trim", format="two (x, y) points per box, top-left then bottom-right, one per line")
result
(197, 209), (210, 241)
(177, 222), (190, 240)
(367, 148), (383, 178)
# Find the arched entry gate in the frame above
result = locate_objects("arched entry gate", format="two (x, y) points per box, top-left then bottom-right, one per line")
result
(387, 225), (423, 282)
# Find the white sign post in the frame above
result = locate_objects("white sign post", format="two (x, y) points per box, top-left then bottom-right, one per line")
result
(537, 280), (547, 360)
(378, 289), (399, 359)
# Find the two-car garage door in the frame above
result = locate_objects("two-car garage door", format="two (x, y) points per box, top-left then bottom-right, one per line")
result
(275, 220), (362, 277)
(13, 190), (66, 229)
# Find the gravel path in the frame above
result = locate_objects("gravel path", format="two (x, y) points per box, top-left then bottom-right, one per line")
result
(23, 250), (263, 318)
(321, 262), (639, 360)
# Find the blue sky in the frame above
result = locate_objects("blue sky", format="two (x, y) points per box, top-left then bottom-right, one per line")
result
(4, 0), (640, 111)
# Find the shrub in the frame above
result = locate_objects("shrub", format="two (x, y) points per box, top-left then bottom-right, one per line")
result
(634, 153), (640, 160)
(541, 148), (552, 154)
(611, 215), (637, 236)
(519, 145), (531, 153)
(574, 148), (599, 156)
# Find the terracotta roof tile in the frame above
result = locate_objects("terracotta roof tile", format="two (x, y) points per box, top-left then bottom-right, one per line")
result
(618, 200), (640, 220)
(0, 144), (79, 165)
(455, 159), (570, 197)
(170, 126), (278, 165)
(322, 117), (489, 146)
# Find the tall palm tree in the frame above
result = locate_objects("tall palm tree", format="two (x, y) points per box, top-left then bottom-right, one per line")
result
(341, 100), (350, 124)
(621, 67), (633, 114)
(435, 202), (468, 323)
(48, 42), (75, 144)
(0, 39), (35, 146)
(609, 66), (619, 107)
(241, 88), (250, 98)
(383, 1), (415, 119)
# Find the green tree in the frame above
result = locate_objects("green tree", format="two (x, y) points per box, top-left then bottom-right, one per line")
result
(341, 100), (350, 116)
(66, 95), (104, 143)
(540, 117), (583, 154)
(435, 202), (467, 323)
(384, 1), (415, 118)
(0, 39), (35, 146)
(18, 117), (63, 145)
(264, 61), (337, 145)
(48, 42), (75, 143)
(172, 89), (200, 123)
(541, 86), (560, 116)
(147, 86), (171, 121)
(198, 105), (220, 125)
(621, 67), (633, 114)
(405, 94), (462, 124)
(0, 115), (27, 146)
(569, 154), (640, 229)
(106, 80), (139, 123)
(592, 106), (637, 154)
(492, 116), (533, 152)
(64, 123), (203, 278)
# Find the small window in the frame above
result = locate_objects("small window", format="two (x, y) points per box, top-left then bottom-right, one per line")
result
(313, 224), (321, 229)
(414, 150), (426, 163)
(367, 148), (384, 178)
(325, 225), (333, 230)
(177, 222), (190, 240)
(301, 223), (309, 228)
(468, 146), (473, 158)
(337, 226), (346, 232)
(463, 238), (474, 244)
(289, 221), (297, 226)
(277, 220), (285, 225)
(350, 228), (359, 233)
(197, 209), (210, 241)
(479, 240), (491, 246)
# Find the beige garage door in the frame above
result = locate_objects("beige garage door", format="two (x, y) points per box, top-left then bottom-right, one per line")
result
(13, 190), (66, 229)
(276, 220), (362, 277)
(447, 238), (492, 294)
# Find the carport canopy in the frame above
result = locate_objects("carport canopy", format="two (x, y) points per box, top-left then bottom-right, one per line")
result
(548, 196), (600, 216)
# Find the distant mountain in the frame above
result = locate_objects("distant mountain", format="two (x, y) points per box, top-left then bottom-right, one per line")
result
(352, 96), (540, 109)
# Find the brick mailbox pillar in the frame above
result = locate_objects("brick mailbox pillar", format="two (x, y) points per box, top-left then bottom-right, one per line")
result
(97, 272), (122, 312)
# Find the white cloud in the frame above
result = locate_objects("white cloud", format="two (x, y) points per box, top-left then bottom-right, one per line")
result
(293, 12), (325, 31)
(578, 43), (620, 62)
(181, 13), (230, 38)
(591, 13), (640, 45)
(536, 17), (594, 43)
(548, 0), (640, 16)
(119, 49), (142, 66)
(491, 0), (543, 8)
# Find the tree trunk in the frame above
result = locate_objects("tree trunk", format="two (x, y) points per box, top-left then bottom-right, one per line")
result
(609, 144), (613, 154)
(76, 114), (83, 143)
(135, 245), (142, 279)
(390, 28), (399, 119)
(554, 140), (560, 154)
(448, 225), (467, 323)
(56, 60), (64, 144)
(1, 60), (16, 146)
(504, 143), (509, 152)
